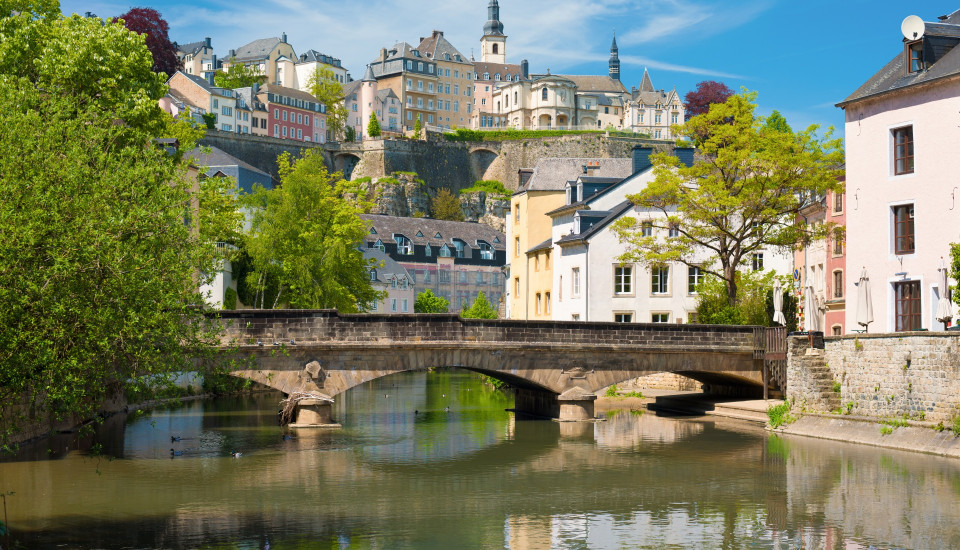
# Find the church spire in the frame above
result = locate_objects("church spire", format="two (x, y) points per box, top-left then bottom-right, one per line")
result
(483, 0), (504, 36)
(608, 31), (620, 81)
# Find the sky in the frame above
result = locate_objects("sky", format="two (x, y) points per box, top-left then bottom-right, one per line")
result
(60, 0), (960, 133)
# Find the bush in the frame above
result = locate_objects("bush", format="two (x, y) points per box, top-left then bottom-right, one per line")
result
(767, 401), (796, 428)
(222, 287), (238, 310)
(442, 128), (649, 142)
(461, 180), (510, 200)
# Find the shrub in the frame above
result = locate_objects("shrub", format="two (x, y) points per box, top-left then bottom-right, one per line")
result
(222, 287), (238, 310)
(605, 384), (619, 397)
(767, 401), (796, 428)
(832, 381), (841, 393)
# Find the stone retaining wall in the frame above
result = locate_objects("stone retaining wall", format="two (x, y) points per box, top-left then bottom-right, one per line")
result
(787, 333), (960, 422)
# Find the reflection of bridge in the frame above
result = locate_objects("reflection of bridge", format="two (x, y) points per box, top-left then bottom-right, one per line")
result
(212, 310), (784, 426)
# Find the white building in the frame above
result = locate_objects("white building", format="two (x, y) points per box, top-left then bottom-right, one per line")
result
(364, 248), (416, 313)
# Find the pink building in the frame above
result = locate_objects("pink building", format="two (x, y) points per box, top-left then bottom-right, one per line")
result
(824, 188), (847, 335)
(838, 9), (960, 332)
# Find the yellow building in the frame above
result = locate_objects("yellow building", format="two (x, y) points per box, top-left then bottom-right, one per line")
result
(417, 30), (474, 130)
(506, 158), (633, 319)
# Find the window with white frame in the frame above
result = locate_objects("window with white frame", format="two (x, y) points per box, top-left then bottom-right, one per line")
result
(688, 266), (703, 294)
(614, 313), (633, 323)
(652, 313), (670, 323)
(614, 266), (633, 295)
(752, 253), (764, 271)
(652, 266), (669, 294)
(572, 267), (580, 296)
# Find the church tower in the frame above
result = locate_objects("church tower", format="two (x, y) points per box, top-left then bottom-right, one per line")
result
(481, 0), (506, 64)
(608, 32), (620, 81)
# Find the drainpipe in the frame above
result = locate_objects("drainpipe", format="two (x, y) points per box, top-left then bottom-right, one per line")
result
(524, 251), (530, 319)
(584, 243), (590, 321)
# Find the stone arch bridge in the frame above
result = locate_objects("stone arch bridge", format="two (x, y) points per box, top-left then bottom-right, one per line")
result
(212, 310), (785, 425)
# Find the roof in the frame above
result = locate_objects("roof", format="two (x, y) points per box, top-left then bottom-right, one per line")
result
(550, 74), (628, 94)
(363, 248), (413, 283)
(556, 200), (634, 246)
(839, 10), (960, 107)
(343, 80), (362, 100)
(298, 49), (343, 68)
(176, 40), (206, 56)
(376, 89), (399, 102)
(186, 146), (273, 193)
(173, 71), (214, 93)
(233, 37), (286, 62)
(631, 87), (680, 106)
(474, 61), (524, 81)
(259, 83), (321, 104)
(417, 31), (470, 65)
(361, 214), (506, 250)
(519, 158), (633, 193)
(526, 238), (553, 254)
(639, 69), (654, 93)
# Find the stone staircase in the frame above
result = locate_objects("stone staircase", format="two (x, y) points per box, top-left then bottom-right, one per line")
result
(806, 363), (842, 412)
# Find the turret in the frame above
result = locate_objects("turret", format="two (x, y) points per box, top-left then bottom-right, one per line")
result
(608, 32), (620, 81)
(481, 0), (507, 64)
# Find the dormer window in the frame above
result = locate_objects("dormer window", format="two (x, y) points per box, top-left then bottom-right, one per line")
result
(565, 181), (577, 204)
(477, 240), (493, 260)
(907, 41), (924, 73)
(375, 239), (385, 252)
(574, 214), (581, 234)
(394, 234), (413, 255)
(452, 239), (466, 258)
(439, 244), (452, 257)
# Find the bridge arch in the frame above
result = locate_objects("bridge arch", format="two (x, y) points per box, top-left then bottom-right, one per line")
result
(333, 152), (362, 179)
(468, 147), (499, 182)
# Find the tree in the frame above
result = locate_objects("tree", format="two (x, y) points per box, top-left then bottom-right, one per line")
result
(683, 80), (734, 119)
(115, 7), (181, 76)
(414, 289), (450, 313)
(367, 112), (381, 138)
(461, 291), (498, 319)
(431, 188), (465, 221)
(307, 66), (347, 140)
(695, 271), (796, 331)
(242, 150), (385, 310)
(613, 91), (844, 306)
(0, 6), (235, 446)
(214, 57), (264, 89)
(764, 109), (793, 134)
(414, 114), (423, 139)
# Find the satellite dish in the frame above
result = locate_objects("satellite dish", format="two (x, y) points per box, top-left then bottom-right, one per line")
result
(901, 15), (926, 41)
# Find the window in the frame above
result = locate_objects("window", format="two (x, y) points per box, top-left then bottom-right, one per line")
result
(833, 270), (843, 298)
(752, 253), (764, 271)
(641, 221), (653, 237)
(545, 292), (551, 314)
(213, 98), (219, 108)
(834, 192), (843, 214)
(833, 235), (843, 256)
(515, 277), (520, 295)
(369, 269), (377, 281)
(668, 223), (679, 237)
(282, 111), (287, 121)
(614, 313), (633, 323)
(221, 106), (232, 116)
(440, 244), (452, 257)
(478, 241), (493, 260)
(542, 88), (548, 101)
(688, 312), (699, 324)
(652, 266), (669, 294)
(391, 299), (398, 312)
(908, 41), (924, 73)
(572, 314), (580, 321)
(832, 325), (842, 336)
(894, 204), (915, 254)
(425, 244), (432, 257)
(439, 270), (450, 282)
(515, 237), (520, 257)
(572, 267), (580, 296)
(614, 266), (633, 294)
(394, 234), (413, 255)
(688, 266), (703, 294)
(652, 313), (670, 323)
(534, 255), (539, 272)
(536, 293), (542, 315)
(893, 126), (914, 175)
(402, 299), (408, 313)
(514, 205), (520, 223)
(476, 271), (484, 284)
(894, 280), (922, 331)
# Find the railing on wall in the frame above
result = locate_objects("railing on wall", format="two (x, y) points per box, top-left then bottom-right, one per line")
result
(754, 326), (787, 398)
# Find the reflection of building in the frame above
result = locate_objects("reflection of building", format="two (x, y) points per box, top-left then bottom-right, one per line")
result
(361, 214), (506, 312)
(837, 10), (960, 332)
(363, 248), (415, 314)
(507, 158), (633, 320)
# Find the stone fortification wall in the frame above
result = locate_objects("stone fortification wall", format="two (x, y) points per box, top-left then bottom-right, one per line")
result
(787, 333), (960, 422)
(198, 131), (327, 183)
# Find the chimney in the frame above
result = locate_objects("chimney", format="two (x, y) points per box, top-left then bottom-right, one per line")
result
(205, 36), (212, 49)
(674, 147), (695, 167)
(380, 48), (388, 64)
(419, 37), (425, 44)
(521, 59), (529, 80)
(229, 49), (236, 58)
(281, 32), (287, 43)
(585, 161), (600, 175)
(632, 145), (654, 174)
(206, 72), (215, 85)
(252, 82), (260, 96)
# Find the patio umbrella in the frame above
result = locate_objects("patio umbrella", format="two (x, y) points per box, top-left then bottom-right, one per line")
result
(936, 257), (953, 327)
(804, 285), (821, 332)
(772, 279), (787, 326)
(856, 267), (874, 332)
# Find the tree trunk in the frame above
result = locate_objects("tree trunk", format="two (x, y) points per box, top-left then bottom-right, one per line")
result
(724, 265), (738, 307)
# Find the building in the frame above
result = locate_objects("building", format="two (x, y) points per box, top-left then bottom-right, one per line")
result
(837, 9), (960, 332)
(363, 248), (416, 314)
(824, 188), (847, 334)
(368, 42), (440, 131)
(224, 34), (296, 85)
(344, 67), (403, 139)
(472, 0), (528, 129)
(176, 37), (216, 80)
(361, 215), (506, 312)
(623, 69), (685, 139)
(234, 85), (270, 137)
(166, 71), (252, 134)
(417, 30), (475, 130)
(506, 158), (633, 320)
(256, 83), (327, 142)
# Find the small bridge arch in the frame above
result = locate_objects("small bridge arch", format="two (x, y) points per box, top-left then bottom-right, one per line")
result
(332, 152), (362, 179)
(468, 147), (500, 182)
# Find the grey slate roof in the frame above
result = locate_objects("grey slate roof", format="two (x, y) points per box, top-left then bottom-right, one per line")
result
(474, 61), (524, 82)
(552, 74), (628, 94)
(377, 88), (399, 103)
(187, 146), (273, 193)
(361, 214), (506, 250)
(363, 248), (413, 283)
(839, 10), (960, 107)
(519, 158), (633, 193)
(639, 69), (654, 93)
(298, 49), (343, 68)
(556, 200), (633, 246)
(526, 237), (553, 254)
(417, 31), (470, 64)
(176, 40), (206, 56)
(233, 37), (285, 62)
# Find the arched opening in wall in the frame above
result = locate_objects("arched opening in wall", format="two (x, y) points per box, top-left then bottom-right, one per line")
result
(492, 44), (499, 55)
(333, 153), (361, 179)
(538, 114), (552, 129)
(597, 370), (765, 401)
(579, 117), (596, 128)
(469, 147), (499, 182)
(556, 114), (569, 130)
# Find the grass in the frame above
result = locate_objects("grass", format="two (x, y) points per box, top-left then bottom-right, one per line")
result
(832, 381), (841, 393)
(767, 402), (796, 428)
(604, 385), (644, 399)
(953, 415), (960, 437)
(880, 426), (893, 436)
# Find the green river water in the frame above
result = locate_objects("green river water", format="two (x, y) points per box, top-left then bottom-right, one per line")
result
(3, 369), (960, 549)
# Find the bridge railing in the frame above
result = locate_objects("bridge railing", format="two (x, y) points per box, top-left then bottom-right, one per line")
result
(754, 326), (787, 397)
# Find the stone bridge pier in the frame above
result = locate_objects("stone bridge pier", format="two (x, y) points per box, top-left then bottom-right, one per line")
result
(211, 311), (782, 426)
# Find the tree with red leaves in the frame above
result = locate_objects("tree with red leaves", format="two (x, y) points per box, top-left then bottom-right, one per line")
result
(683, 80), (734, 119)
(116, 8), (181, 76)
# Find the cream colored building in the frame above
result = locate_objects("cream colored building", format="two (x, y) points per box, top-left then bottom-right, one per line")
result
(624, 69), (685, 139)
(176, 37), (215, 80)
(472, 0), (527, 129)
(417, 30), (474, 130)
(506, 158), (633, 320)
(224, 34), (296, 86)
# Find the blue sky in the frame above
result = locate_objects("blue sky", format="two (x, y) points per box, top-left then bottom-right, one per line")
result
(61, 0), (959, 133)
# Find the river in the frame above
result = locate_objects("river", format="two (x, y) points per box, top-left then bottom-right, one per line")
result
(3, 369), (960, 549)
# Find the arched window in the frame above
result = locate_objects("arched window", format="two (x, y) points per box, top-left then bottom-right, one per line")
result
(492, 44), (499, 54)
(495, 73), (501, 81)
(505, 74), (511, 82)
(541, 88), (548, 101)
(483, 72), (489, 80)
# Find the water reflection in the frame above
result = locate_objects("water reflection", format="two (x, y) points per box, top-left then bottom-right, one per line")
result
(2, 369), (960, 549)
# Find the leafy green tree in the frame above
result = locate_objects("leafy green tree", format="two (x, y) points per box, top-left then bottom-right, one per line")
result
(214, 57), (264, 88)
(367, 112), (381, 138)
(344, 125), (356, 142)
(695, 270), (795, 329)
(764, 109), (793, 134)
(613, 91), (843, 306)
(242, 150), (385, 310)
(307, 65), (347, 140)
(414, 113), (423, 139)
(0, 5), (235, 446)
(461, 291), (498, 319)
(431, 188), (465, 221)
(414, 289), (450, 313)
